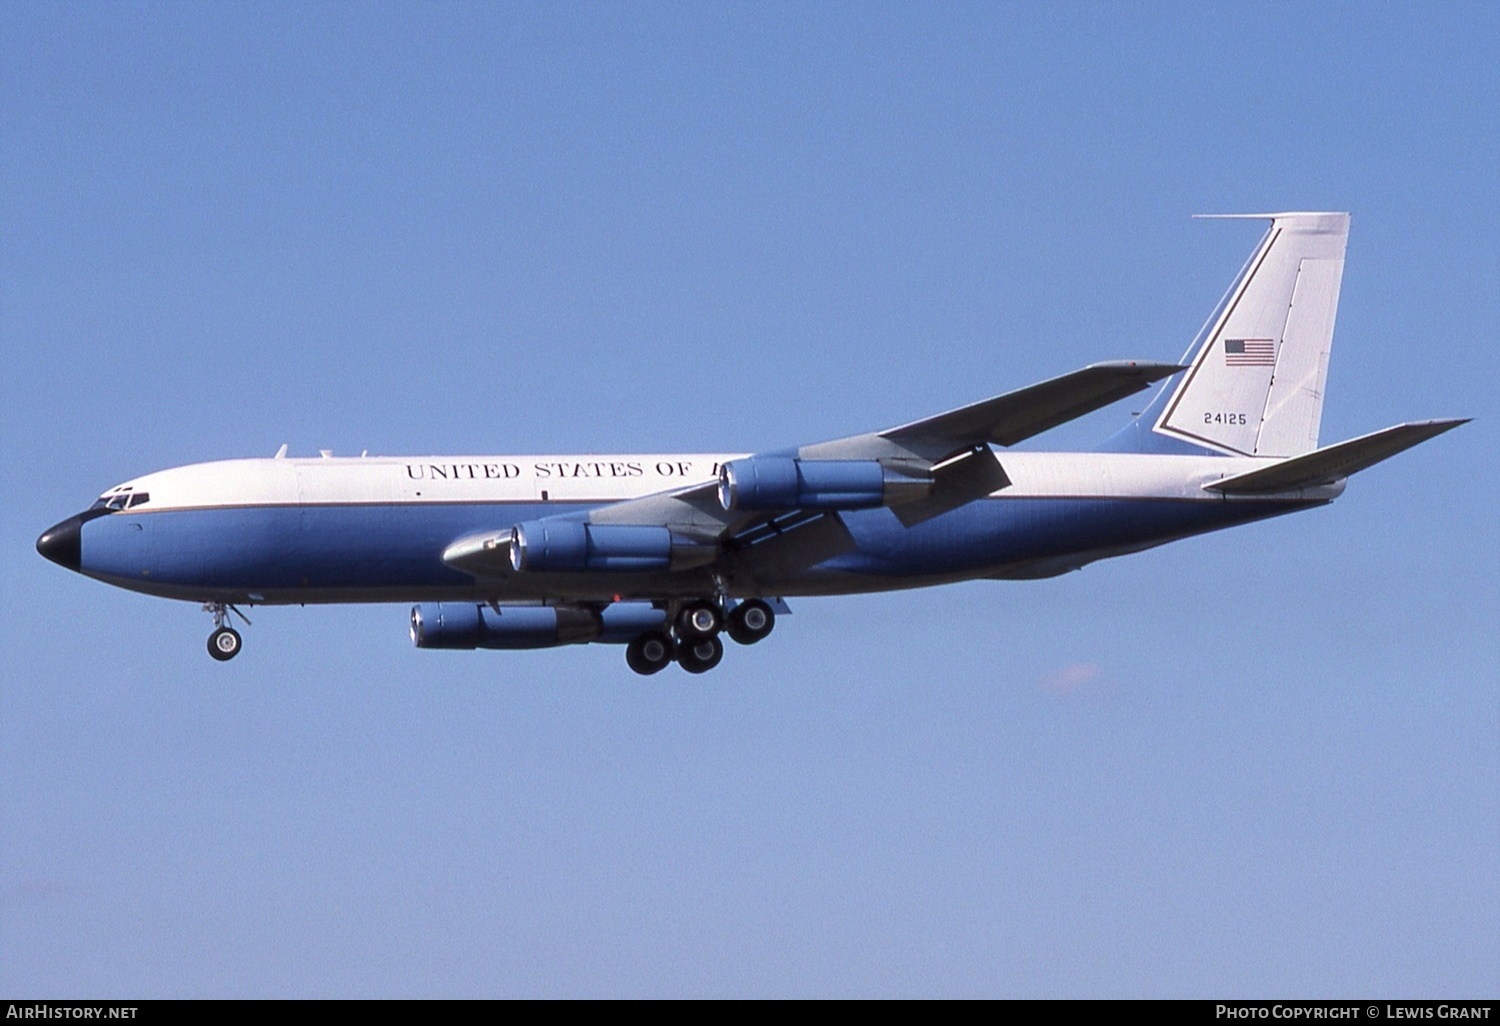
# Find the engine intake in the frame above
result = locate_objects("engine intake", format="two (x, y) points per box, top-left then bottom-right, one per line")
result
(410, 602), (666, 650)
(718, 457), (931, 512)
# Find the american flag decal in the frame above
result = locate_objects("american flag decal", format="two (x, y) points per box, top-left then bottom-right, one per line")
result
(1224, 338), (1276, 366)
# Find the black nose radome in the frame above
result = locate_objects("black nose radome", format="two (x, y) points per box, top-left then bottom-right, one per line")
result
(37, 516), (83, 571)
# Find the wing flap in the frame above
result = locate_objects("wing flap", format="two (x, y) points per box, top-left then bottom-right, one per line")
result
(892, 445), (1011, 527)
(728, 511), (858, 579)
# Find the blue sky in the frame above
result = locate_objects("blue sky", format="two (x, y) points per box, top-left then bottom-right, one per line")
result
(2, 1), (1496, 997)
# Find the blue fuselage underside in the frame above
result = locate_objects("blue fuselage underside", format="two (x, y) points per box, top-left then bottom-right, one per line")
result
(75, 496), (1315, 605)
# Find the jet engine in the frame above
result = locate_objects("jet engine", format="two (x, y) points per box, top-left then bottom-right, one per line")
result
(508, 521), (712, 573)
(410, 602), (666, 650)
(717, 457), (931, 512)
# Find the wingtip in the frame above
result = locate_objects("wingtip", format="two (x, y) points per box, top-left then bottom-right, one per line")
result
(1086, 360), (1187, 374)
(1400, 417), (1471, 430)
(1139, 360), (1191, 379)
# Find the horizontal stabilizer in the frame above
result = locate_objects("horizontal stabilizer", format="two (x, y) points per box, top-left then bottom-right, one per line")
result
(880, 361), (1185, 459)
(1205, 419), (1468, 493)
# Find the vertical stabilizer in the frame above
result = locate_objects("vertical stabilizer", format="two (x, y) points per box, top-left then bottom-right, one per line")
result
(1151, 212), (1349, 457)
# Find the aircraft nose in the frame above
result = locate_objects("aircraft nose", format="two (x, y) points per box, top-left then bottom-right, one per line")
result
(37, 516), (83, 571)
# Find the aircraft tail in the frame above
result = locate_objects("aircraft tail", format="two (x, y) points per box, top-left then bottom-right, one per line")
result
(1103, 212), (1350, 457)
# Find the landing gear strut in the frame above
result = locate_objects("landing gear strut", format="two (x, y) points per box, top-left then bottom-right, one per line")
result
(204, 602), (250, 662)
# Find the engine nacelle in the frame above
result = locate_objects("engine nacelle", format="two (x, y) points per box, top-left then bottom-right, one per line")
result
(410, 602), (666, 650)
(509, 521), (710, 573)
(718, 457), (931, 512)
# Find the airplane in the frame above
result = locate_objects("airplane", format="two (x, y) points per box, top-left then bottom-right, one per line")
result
(36, 212), (1466, 675)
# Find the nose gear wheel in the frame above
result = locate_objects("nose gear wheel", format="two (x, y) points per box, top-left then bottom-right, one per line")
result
(208, 627), (242, 661)
(202, 602), (251, 661)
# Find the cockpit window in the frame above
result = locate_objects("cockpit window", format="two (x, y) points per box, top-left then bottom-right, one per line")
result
(91, 488), (147, 512)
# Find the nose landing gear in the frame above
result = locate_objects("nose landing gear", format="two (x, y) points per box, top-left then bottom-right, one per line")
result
(209, 626), (242, 661)
(204, 602), (251, 662)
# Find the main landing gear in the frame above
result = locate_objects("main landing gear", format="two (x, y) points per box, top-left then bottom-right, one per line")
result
(204, 602), (251, 662)
(624, 598), (775, 676)
(625, 631), (675, 675)
(678, 635), (724, 674)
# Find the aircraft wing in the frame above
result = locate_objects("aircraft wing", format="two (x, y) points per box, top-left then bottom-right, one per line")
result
(442, 360), (1185, 577)
(597, 354), (1182, 528)
(798, 360), (1185, 462)
(877, 360), (1186, 459)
